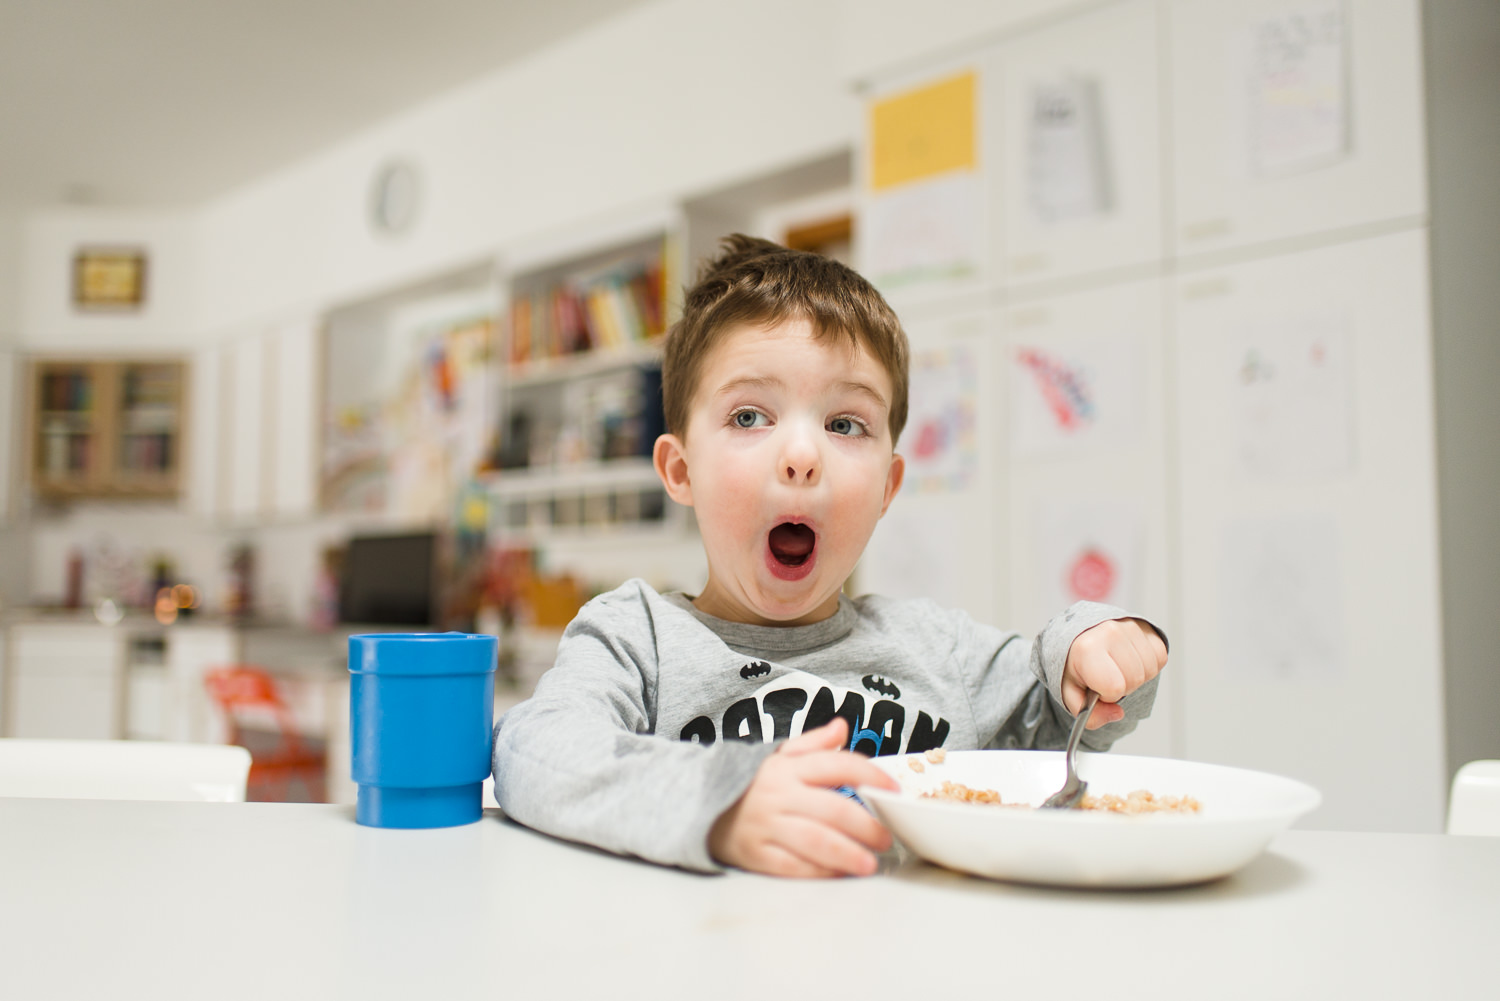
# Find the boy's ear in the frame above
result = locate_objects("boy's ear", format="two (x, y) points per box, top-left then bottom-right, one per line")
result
(653, 433), (694, 506)
(879, 453), (905, 516)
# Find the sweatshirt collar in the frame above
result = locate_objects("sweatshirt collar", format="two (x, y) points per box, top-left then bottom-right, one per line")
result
(663, 591), (858, 654)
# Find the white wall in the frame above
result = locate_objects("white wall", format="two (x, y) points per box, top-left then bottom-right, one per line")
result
(17, 210), (198, 352)
(192, 0), (863, 335)
(0, 204), (22, 345)
(835, 0), (1087, 83)
(10, 0), (1071, 341)
(25, 504), (223, 608)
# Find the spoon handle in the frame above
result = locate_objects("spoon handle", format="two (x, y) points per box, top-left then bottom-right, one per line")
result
(1065, 690), (1101, 758)
(1041, 690), (1102, 809)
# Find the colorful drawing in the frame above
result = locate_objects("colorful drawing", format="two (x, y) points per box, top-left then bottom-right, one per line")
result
(322, 298), (497, 517)
(1032, 501), (1144, 622)
(1067, 547), (1117, 602)
(1015, 348), (1096, 430)
(1231, 314), (1353, 479)
(1010, 334), (1143, 458)
(903, 344), (978, 493)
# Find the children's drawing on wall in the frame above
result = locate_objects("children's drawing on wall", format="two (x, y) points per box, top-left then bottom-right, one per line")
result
(1238, 0), (1350, 178)
(1010, 334), (1143, 457)
(1219, 514), (1344, 681)
(322, 399), (387, 512)
(322, 289), (497, 517)
(1034, 501), (1144, 616)
(864, 69), (983, 290)
(1230, 312), (1354, 479)
(1026, 74), (1113, 224)
(902, 343), (978, 493)
(386, 315), (495, 520)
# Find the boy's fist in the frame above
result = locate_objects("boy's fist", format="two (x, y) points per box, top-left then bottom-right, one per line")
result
(708, 718), (899, 878)
(1062, 618), (1167, 729)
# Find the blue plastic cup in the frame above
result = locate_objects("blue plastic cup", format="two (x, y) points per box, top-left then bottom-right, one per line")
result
(349, 632), (498, 829)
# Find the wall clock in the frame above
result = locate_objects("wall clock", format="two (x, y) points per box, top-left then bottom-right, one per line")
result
(369, 160), (421, 236)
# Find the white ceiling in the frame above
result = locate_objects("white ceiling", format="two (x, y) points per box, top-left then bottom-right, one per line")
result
(0, 0), (649, 212)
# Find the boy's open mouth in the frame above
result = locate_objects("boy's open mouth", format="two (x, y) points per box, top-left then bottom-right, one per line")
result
(768, 522), (816, 570)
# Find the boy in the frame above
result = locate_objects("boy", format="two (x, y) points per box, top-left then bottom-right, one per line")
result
(492, 235), (1166, 877)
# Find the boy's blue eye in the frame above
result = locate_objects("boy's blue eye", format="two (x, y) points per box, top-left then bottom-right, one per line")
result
(828, 416), (866, 437)
(732, 409), (766, 428)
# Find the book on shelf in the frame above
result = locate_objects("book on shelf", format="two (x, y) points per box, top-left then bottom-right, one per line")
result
(43, 372), (94, 412)
(507, 256), (667, 367)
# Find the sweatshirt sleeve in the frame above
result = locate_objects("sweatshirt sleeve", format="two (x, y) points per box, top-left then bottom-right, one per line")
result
(491, 584), (775, 873)
(963, 601), (1162, 752)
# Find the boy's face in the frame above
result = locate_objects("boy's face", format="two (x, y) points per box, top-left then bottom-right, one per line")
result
(653, 318), (905, 626)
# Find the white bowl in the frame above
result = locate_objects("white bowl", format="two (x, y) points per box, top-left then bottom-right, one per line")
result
(858, 750), (1321, 888)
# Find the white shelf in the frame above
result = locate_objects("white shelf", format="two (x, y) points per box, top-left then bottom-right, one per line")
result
(505, 340), (662, 388)
(483, 458), (661, 499)
(492, 517), (686, 549)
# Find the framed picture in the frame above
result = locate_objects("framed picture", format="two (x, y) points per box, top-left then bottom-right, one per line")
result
(73, 248), (147, 309)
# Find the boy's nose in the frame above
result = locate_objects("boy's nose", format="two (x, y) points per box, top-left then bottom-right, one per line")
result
(779, 429), (821, 485)
(783, 460), (819, 485)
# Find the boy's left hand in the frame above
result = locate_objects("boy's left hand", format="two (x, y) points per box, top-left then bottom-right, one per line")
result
(1062, 618), (1167, 729)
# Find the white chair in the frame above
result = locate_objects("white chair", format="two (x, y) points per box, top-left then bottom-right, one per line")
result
(0, 739), (252, 803)
(1447, 760), (1500, 836)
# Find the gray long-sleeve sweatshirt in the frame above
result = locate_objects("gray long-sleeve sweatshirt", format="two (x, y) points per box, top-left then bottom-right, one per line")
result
(491, 578), (1160, 872)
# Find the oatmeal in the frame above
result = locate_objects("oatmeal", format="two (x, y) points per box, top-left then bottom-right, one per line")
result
(920, 779), (1201, 814)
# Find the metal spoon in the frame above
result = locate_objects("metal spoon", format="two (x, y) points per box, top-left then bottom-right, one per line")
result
(1040, 690), (1100, 809)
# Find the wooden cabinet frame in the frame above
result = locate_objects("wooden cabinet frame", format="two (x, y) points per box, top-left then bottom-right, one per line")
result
(25, 358), (187, 500)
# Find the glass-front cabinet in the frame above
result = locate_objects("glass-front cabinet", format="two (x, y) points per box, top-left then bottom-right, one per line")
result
(27, 358), (186, 499)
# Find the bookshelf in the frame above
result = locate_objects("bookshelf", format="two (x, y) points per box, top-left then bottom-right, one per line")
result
(489, 231), (677, 542)
(506, 233), (669, 370)
(27, 359), (186, 500)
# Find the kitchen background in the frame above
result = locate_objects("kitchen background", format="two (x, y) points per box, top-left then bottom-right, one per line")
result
(0, 0), (1495, 831)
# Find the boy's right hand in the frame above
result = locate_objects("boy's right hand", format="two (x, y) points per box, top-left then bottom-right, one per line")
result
(708, 718), (899, 878)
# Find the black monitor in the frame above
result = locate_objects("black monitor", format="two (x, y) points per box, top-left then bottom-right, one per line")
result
(338, 532), (437, 626)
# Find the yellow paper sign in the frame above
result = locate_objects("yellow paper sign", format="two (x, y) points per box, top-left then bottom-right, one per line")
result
(869, 71), (977, 191)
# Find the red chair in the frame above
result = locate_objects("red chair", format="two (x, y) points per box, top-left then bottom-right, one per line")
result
(203, 666), (327, 803)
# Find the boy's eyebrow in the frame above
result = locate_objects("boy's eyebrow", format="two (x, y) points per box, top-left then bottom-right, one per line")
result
(713, 375), (782, 397)
(712, 376), (889, 410)
(837, 379), (890, 410)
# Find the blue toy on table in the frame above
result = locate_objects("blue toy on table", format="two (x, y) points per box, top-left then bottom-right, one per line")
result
(348, 632), (498, 829)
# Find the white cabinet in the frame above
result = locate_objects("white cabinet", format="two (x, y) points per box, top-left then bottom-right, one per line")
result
(205, 317), (319, 524)
(7, 623), (126, 739)
(162, 624), (241, 744)
(1173, 230), (1444, 832)
(997, 0), (1164, 287)
(1002, 279), (1176, 757)
(266, 318), (320, 520)
(1168, 0), (1427, 257)
(3, 622), (241, 744)
(187, 344), (223, 518)
(226, 334), (266, 522)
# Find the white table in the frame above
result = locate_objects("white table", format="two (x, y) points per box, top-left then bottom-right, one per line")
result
(1, 798), (1495, 1001)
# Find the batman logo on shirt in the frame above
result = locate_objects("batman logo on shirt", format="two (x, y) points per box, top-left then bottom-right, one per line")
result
(862, 674), (900, 699)
(739, 661), (772, 680)
(677, 669), (949, 755)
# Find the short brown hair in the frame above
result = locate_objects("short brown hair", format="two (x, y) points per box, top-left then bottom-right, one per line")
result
(660, 234), (910, 444)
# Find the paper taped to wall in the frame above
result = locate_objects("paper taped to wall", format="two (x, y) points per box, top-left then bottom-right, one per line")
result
(1242, 0), (1350, 178)
(1230, 312), (1355, 479)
